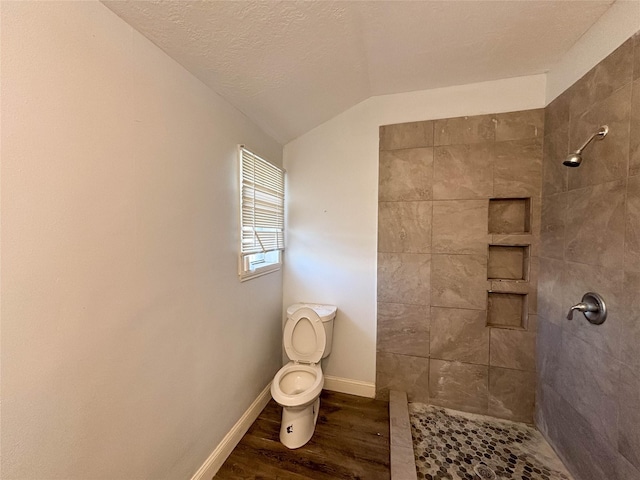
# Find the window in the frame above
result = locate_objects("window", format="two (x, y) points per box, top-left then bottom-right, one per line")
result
(238, 146), (285, 280)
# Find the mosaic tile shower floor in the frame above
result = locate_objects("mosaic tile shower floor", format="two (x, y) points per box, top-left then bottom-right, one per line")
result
(409, 403), (573, 480)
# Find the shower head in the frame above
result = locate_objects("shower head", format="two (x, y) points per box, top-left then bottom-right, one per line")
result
(562, 125), (608, 167)
(563, 152), (583, 167)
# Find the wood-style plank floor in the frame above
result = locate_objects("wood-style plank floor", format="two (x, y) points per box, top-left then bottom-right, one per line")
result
(215, 390), (390, 480)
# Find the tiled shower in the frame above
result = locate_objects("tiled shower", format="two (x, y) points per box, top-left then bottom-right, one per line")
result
(376, 31), (640, 480)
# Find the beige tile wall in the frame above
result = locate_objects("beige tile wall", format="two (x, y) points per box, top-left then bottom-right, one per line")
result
(376, 108), (543, 423)
(537, 32), (640, 480)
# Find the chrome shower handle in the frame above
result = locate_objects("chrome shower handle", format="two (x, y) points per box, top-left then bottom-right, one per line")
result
(566, 302), (598, 320)
(566, 292), (607, 325)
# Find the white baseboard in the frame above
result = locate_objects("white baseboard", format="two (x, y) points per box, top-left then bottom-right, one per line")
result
(323, 375), (376, 398)
(190, 382), (272, 480)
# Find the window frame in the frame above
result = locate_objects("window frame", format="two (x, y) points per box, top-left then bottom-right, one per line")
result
(237, 145), (285, 281)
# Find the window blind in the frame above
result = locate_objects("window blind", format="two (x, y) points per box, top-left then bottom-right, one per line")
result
(240, 146), (285, 256)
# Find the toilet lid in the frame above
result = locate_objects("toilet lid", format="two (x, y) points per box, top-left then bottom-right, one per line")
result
(283, 307), (326, 364)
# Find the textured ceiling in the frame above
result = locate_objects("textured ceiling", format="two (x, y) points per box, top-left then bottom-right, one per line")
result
(103, 0), (614, 144)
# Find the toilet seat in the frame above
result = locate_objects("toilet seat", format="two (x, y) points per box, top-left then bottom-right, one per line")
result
(283, 307), (326, 365)
(271, 307), (327, 408)
(271, 362), (323, 408)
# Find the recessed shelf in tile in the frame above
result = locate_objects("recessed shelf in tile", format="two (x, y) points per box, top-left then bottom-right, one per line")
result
(488, 245), (529, 281)
(487, 292), (527, 329)
(488, 198), (531, 234)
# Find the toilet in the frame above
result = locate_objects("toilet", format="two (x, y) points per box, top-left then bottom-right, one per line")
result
(270, 303), (337, 449)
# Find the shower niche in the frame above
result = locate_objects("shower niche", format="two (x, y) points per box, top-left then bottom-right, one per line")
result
(487, 245), (529, 281)
(488, 198), (531, 234)
(487, 292), (528, 329)
(486, 198), (532, 329)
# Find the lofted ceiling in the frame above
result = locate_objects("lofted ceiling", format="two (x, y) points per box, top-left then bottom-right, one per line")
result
(103, 0), (614, 144)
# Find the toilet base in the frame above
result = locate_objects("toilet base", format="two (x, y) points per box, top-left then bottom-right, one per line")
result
(279, 397), (320, 449)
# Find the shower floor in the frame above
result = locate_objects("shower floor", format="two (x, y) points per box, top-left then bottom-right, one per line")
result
(409, 403), (572, 480)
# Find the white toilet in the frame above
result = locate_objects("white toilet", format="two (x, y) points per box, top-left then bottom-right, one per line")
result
(270, 303), (337, 449)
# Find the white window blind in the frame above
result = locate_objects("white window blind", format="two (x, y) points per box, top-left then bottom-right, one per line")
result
(239, 146), (285, 258)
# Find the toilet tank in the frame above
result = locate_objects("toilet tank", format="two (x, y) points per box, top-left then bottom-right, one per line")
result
(287, 303), (337, 358)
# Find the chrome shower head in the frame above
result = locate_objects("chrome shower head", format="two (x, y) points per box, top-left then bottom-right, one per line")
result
(562, 125), (608, 168)
(563, 152), (583, 167)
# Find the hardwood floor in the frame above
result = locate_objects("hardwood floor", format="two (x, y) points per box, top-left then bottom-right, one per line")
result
(215, 390), (390, 480)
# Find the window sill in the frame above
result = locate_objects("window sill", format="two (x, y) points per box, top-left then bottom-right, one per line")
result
(239, 264), (281, 282)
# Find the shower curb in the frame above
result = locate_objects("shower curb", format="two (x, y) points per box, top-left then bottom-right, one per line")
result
(389, 390), (418, 480)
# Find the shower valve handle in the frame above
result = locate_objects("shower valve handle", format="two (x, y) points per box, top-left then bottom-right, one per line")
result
(566, 292), (607, 325)
(566, 302), (598, 320)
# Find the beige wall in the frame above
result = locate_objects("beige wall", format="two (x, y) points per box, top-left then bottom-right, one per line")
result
(375, 111), (542, 423)
(1, 2), (282, 479)
(537, 32), (640, 480)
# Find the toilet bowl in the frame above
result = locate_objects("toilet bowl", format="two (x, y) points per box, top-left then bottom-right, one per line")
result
(270, 304), (336, 449)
